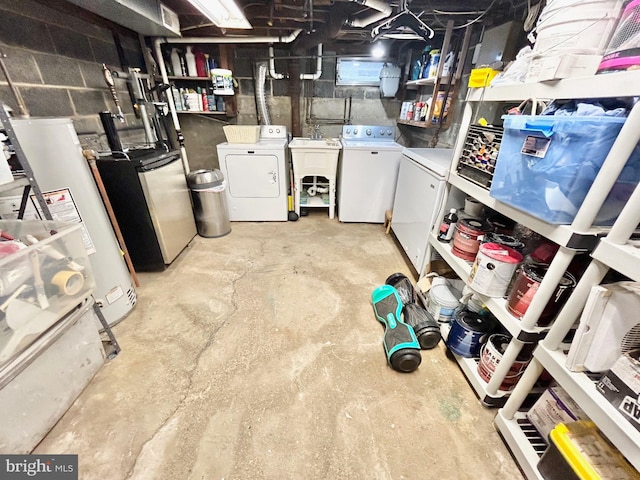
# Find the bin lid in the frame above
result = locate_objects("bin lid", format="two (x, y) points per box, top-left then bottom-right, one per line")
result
(187, 169), (224, 189)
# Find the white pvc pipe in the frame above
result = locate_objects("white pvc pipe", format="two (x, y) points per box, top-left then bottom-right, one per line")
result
(300, 44), (323, 80)
(270, 44), (323, 80)
(348, 0), (392, 28)
(163, 30), (302, 44)
(269, 46), (285, 80)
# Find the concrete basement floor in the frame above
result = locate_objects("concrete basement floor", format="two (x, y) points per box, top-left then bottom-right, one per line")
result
(35, 212), (523, 480)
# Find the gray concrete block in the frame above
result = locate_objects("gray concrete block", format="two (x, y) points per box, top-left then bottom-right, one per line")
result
(272, 79), (289, 97)
(321, 53), (337, 81)
(236, 95), (257, 117)
(20, 87), (74, 117)
(335, 88), (364, 99)
(79, 61), (106, 89)
(0, 46), (42, 84)
(313, 81), (334, 98)
(70, 89), (108, 116)
(72, 117), (102, 136)
(33, 53), (84, 87)
(0, 10), (55, 54)
(239, 79), (254, 96)
(0, 86), (19, 113)
(364, 89), (382, 99)
(233, 55), (254, 78)
(124, 49), (145, 70)
(90, 39), (120, 67)
(47, 25), (94, 62)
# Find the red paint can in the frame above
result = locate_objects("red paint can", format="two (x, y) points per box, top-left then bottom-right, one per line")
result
(451, 218), (492, 261)
(477, 334), (532, 391)
(506, 264), (576, 326)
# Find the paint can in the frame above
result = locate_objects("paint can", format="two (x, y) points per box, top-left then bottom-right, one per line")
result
(506, 264), (577, 326)
(427, 283), (461, 323)
(477, 334), (532, 391)
(445, 308), (495, 358)
(481, 232), (525, 252)
(452, 218), (492, 261)
(468, 243), (523, 298)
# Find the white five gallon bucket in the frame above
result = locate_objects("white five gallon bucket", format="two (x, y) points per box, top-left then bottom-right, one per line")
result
(533, 0), (624, 56)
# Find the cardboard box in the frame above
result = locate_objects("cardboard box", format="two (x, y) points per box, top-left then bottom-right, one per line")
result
(526, 54), (602, 82)
(527, 386), (587, 442)
(597, 349), (640, 432)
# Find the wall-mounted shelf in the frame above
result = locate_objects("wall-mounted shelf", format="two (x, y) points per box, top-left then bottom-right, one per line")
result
(397, 119), (450, 129)
(167, 76), (211, 81)
(176, 110), (227, 115)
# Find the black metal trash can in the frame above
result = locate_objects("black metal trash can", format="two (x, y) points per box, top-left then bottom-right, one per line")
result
(187, 169), (231, 238)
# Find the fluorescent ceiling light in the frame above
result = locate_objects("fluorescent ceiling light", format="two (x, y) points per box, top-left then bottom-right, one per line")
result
(187, 0), (252, 29)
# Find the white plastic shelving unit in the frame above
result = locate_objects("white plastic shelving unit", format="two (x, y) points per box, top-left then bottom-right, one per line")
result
(480, 72), (640, 477)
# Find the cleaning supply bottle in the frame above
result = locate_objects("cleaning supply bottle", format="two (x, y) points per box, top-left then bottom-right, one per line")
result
(411, 57), (422, 81)
(195, 49), (207, 77)
(185, 46), (197, 77)
(437, 208), (458, 242)
(427, 49), (441, 78)
(419, 46), (432, 78)
(441, 52), (454, 78)
(170, 48), (182, 77)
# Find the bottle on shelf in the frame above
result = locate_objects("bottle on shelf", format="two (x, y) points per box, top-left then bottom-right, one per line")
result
(195, 49), (207, 78)
(426, 49), (441, 79)
(170, 48), (182, 78)
(185, 46), (197, 77)
(438, 208), (458, 242)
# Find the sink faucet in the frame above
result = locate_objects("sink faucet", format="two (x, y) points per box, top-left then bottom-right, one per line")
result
(310, 124), (323, 140)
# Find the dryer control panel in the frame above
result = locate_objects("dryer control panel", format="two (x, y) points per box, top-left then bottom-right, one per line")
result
(260, 125), (288, 140)
(342, 125), (395, 141)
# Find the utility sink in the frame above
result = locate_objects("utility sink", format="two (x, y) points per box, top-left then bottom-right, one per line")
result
(288, 138), (342, 178)
(288, 137), (342, 149)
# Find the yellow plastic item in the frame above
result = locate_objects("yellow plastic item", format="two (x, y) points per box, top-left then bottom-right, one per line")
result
(549, 421), (640, 480)
(468, 68), (498, 88)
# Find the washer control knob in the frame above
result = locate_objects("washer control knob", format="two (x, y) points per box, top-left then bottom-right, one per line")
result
(345, 128), (351, 134)
(353, 129), (359, 135)
(276, 128), (281, 134)
(366, 129), (372, 136)
(387, 129), (393, 136)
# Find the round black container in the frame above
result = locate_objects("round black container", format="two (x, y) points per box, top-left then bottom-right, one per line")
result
(445, 308), (495, 358)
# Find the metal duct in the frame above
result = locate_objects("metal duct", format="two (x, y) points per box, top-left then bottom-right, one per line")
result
(347, 0), (392, 28)
(65, 0), (180, 36)
(256, 63), (271, 125)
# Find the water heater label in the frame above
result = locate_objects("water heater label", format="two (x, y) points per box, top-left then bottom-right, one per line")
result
(30, 188), (96, 255)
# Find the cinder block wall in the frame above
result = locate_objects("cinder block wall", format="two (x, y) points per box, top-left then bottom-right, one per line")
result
(232, 46), (402, 140)
(0, 0), (145, 149)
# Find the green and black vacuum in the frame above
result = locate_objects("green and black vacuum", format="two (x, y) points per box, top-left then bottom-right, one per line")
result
(371, 285), (422, 373)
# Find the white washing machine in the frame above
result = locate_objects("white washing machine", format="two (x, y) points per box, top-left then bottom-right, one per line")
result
(217, 126), (289, 221)
(338, 125), (403, 223)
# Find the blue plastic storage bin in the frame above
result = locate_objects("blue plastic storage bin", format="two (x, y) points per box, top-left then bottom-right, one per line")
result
(489, 115), (640, 225)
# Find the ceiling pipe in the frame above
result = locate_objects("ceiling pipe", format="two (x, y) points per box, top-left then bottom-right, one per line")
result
(346, 0), (392, 28)
(162, 29), (303, 44)
(269, 44), (323, 80)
